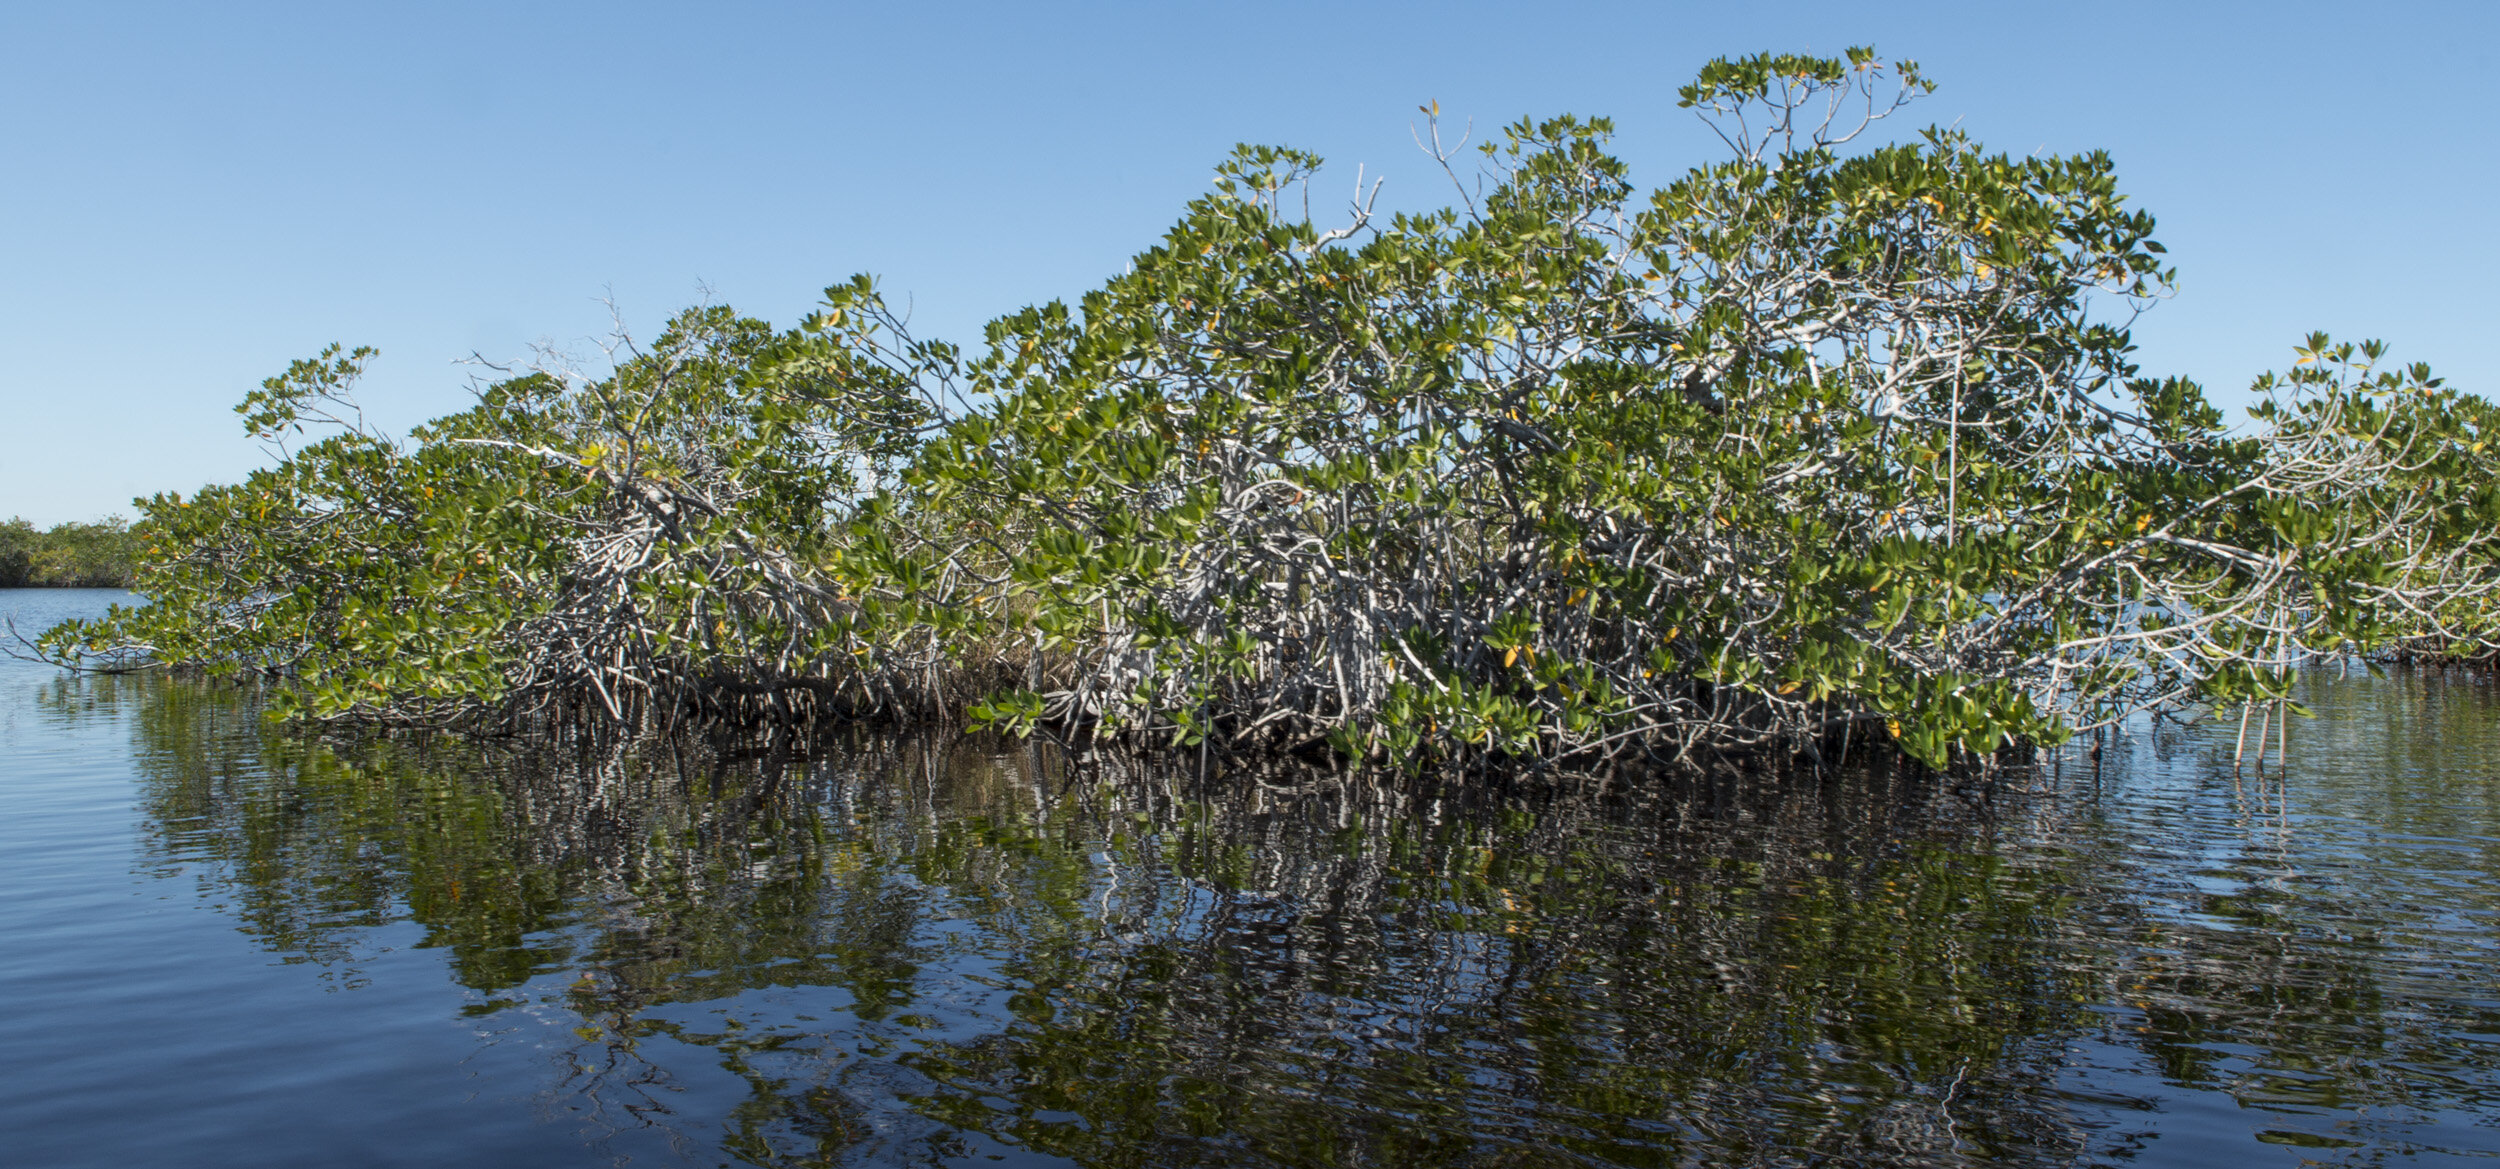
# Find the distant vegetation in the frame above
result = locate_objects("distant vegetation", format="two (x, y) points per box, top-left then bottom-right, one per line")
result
(0, 517), (137, 588)
(41, 49), (2500, 772)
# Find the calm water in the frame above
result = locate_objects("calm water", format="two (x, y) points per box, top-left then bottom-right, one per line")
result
(2, 588), (2496, 1167)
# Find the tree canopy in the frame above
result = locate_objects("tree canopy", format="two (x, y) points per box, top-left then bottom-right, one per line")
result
(44, 49), (2500, 771)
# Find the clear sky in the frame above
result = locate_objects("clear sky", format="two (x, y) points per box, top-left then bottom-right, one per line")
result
(4, 1), (2492, 525)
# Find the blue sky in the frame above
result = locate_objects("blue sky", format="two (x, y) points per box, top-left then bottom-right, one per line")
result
(4, 1), (2492, 525)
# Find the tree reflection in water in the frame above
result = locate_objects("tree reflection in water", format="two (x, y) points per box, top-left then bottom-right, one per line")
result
(77, 672), (2499, 1167)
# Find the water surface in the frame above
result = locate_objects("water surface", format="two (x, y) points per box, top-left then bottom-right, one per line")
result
(2, 588), (2495, 1166)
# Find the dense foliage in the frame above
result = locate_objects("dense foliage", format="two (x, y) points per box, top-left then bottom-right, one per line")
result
(0, 516), (137, 588)
(45, 50), (2500, 770)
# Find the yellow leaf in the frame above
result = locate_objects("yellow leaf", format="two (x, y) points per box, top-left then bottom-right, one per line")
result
(1777, 680), (1800, 695)
(1504, 646), (1518, 667)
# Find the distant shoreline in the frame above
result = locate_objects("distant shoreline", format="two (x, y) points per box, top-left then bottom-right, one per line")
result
(1, 517), (136, 589)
